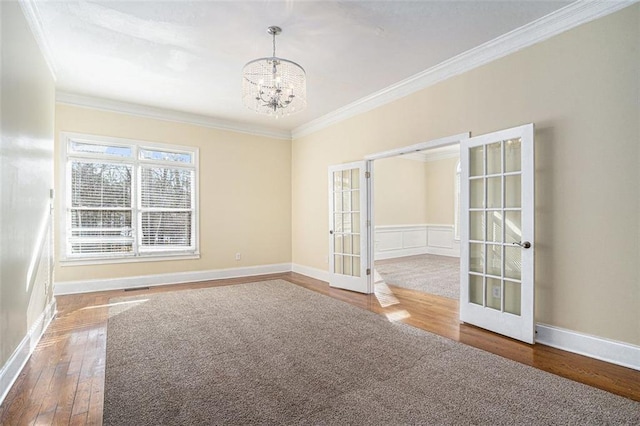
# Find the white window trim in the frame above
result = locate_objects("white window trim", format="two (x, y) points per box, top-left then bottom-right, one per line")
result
(58, 132), (200, 265)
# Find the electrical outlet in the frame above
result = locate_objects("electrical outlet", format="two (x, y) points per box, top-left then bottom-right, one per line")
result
(492, 286), (501, 298)
(235, 253), (241, 261)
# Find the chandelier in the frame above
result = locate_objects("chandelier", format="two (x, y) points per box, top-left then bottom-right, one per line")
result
(242, 26), (307, 118)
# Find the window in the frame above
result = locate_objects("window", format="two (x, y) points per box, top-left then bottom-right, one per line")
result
(61, 133), (198, 262)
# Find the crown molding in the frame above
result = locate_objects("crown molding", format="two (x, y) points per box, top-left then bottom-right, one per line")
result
(25, 0), (638, 141)
(292, 0), (638, 140)
(18, 0), (57, 81)
(23, 0), (288, 139)
(56, 92), (292, 141)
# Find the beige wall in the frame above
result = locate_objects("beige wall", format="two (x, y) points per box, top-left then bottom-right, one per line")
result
(374, 157), (429, 226)
(54, 104), (292, 283)
(1, 2), (56, 366)
(374, 155), (459, 226)
(292, 6), (640, 345)
(425, 156), (459, 225)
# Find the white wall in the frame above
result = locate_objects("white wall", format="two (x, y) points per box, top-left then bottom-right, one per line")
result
(0, 1), (56, 402)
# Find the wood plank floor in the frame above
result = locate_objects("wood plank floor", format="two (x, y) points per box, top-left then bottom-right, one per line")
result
(1, 272), (639, 425)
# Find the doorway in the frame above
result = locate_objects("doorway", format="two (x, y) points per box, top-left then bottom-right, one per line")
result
(358, 124), (535, 344)
(372, 144), (461, 300)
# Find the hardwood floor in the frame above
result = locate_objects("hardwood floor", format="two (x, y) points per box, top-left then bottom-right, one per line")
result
(1, 272), (638, 425)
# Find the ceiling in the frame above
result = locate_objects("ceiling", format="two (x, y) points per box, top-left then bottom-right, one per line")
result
(33, 1), (575, 133)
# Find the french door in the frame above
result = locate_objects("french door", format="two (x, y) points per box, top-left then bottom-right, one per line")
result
(328, 161), (372, 293)
(460, 124), (535, 343)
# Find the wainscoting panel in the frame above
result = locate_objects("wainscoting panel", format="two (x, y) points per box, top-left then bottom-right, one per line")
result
(427, 227), (453, 249)
(376, 230), (404, 252)
(404, 228), (428, 249)
(375, 224), (460, 260)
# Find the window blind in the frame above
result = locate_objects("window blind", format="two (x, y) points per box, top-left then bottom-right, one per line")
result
(69, 161), (133, 255)
(140, 166), (194, 249)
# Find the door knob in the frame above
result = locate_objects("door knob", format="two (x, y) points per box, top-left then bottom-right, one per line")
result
(329, 230), (333, 235)
(513, 241), (531, 249)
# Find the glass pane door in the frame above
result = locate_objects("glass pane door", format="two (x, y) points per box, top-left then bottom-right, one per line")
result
(333, 168), (361, 277)
(469, 138), (523, 315)
(328, 161), (371, 293)
(461, 124), (534, 343)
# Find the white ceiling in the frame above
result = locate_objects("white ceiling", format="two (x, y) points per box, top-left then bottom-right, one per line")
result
(33, 1), (575, 133)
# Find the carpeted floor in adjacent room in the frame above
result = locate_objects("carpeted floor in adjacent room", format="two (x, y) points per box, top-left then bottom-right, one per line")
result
(375, 254), (460, 299)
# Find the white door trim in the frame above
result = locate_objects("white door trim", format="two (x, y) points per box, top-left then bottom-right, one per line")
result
(364, 132), (470, 161)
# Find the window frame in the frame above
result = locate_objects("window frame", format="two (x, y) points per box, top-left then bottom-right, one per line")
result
(59, 132), (200, 265)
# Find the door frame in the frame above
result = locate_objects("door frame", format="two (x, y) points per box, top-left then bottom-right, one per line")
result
(364, 133), (470, 162)
(363, 132), (470, 291)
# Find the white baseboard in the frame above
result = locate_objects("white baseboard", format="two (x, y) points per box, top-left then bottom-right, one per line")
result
(290, 266), (640, 372)
(0, 298), (57, 407)
(375, 247), (462, 261)
(536, 323), (640, 371)
(375, 247), (430, 260)
(54, 263), (292, 295)
(51, 262), (640, 372)
(288, 267), (640, 371)
(424, 247), (460, 258)
(291, 263), (330, 283)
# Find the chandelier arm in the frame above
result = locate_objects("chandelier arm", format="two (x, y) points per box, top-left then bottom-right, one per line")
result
(257, 89), (292, 110)
(253, 75), (299, 111)
(258, 92), (272, 105)
(259, 87), (296, 108)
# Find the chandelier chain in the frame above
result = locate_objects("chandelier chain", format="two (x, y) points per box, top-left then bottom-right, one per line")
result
(272, 31), (276, 57)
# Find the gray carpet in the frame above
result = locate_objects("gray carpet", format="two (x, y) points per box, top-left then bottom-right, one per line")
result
(104, 280), (639, 425)
(375, 254), (460, 299)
